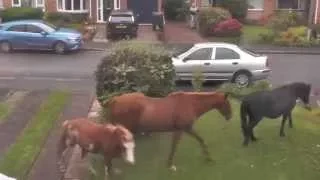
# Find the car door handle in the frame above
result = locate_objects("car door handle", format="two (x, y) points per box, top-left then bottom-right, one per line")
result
(204, 63), (211, 65)
(232, 62), (238, 65)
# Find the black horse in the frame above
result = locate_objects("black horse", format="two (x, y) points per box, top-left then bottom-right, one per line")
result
(240, 82), (312, 146)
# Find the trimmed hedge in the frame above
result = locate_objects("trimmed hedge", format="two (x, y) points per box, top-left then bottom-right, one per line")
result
(95, 41), (176, 106)
(43, 12), (88, 25)
(0, 7), (44, 22)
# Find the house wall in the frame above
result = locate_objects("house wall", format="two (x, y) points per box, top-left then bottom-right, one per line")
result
(246, 0), (276, 22)
(46, 0), (57, 13)
(120, 0), (127, 9)
(3, 0), (11, 8)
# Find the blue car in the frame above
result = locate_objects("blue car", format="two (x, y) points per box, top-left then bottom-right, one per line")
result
(0, 20), (83, 54)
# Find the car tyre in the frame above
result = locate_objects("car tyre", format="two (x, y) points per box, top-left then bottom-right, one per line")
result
(54, 41), (67, 54)
(0, 41), (12, 53)
(233, 72), (251, 88)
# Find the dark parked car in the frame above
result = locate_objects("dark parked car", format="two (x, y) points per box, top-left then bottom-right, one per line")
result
(106, 10), (138, 40)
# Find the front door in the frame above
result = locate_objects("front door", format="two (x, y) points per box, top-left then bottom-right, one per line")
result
(127, 0), (158, 24)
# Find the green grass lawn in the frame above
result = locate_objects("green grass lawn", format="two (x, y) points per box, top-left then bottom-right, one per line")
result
(0, 103), (9, 121)
(90, 99), (320, 180)
(0, 91), (70, 179)
(208, 25), (272, 44)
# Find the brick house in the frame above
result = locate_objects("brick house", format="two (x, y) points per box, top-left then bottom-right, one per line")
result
(0, 0), (164, 24)
(192, 0), (320, 24)
(246, 0), (320, 24)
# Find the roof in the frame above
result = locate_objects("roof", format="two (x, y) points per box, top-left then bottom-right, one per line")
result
(193, 42), (239, 48)
(1, 19), (44, 26)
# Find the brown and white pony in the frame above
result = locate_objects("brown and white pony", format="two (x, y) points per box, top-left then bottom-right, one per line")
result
(57, 118), (135, 176)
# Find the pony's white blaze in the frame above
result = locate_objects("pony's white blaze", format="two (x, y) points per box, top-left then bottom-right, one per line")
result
(123, 141), (135, 164)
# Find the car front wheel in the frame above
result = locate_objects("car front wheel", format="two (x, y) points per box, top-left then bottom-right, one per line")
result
(54, 41), (67, 54)
(233, 72), (251, 88)
(0, 41), (12, 53)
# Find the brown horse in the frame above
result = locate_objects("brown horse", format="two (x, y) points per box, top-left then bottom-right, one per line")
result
(106, 91), (232, 171)
(57, 118), (135, 177)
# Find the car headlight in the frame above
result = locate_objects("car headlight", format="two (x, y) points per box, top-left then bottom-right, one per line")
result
(67, 38), (78, 42)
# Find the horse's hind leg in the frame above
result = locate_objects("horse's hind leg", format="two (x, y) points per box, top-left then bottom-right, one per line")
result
(288, 112), (293, 128)
(167, 131), (183, 171)
(185, 129), (212, 162)
(248, 120), (259, 142)
(280, 114), (288, 137)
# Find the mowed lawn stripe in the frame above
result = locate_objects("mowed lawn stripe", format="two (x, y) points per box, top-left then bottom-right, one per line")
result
(28, 92), (93, 180)
(0, 91), (71, 179)
(0, 91), (48, 156)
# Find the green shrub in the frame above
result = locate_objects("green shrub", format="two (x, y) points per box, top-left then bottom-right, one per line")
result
(164, 0), (189, 21)
(217, 0), (248, 21)
(197, 7), (231, 37)
(95, 41), (176, 106)
(267, 11), (304, 32)
(217, 80), (271, 99)
(273, 26), (313, 47)
(191, 68), (205, 92)
(258, 31), (276, 43)
(44, 12), (88, 25)
(1, 7), (44, 22)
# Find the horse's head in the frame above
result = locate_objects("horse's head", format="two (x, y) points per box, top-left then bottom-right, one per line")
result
(112, 124), (135, 164)
(217, 93), (232, 121)
(295, 82), (312, 110)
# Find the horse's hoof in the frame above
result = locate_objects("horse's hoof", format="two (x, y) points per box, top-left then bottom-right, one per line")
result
(251, 137), (258, 142)
(280, 133), (285, 137)
(169, 165), (177, 171)
(113, 168), (122, 175)
(242, 142), (249, 147)
(206, 157), (214, 162)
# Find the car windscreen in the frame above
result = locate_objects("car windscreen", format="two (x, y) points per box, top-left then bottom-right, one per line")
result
(109, 15), (133, 22)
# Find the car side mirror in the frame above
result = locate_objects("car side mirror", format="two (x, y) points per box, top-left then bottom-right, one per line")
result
(40, 31), (48, 36)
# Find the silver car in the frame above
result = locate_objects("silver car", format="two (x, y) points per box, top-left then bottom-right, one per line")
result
(172, 42), (271, 87)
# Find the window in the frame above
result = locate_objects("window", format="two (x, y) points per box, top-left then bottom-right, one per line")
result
(36, 0), (44, 7)
(186, 48), (213, 60)
(12, 0), (21, 7)
(248, 0), (264, 10)
(26, 25), (43, 33)
(277, 0), (305, 9)
(7, 25), (25, 32)
(57, 0), (88, 12)
(110, 15), (133, 22)
(215, 48), (240, 60)
(114, 0), (120, 9)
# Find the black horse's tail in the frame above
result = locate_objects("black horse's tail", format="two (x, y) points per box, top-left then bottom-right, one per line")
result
(240, 101), (249, 137)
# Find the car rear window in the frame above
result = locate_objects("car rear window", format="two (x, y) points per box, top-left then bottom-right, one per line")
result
(239, 47), (261, 57)
(110, 14), (133, 22)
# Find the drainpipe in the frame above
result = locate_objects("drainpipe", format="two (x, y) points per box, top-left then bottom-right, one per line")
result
(315, 0), (319, 24)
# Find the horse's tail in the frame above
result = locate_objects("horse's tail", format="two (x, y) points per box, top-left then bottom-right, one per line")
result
(57, 120), (70, 159)
(240, 101), (249, 137)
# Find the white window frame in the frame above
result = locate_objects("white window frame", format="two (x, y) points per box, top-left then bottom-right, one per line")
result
(12, 0), (21, 7)
(276, 0), (305, 10)
(36, 0), (44, 7)
(248, 0), (264, 11)
(0, 0), (3, 8)
(114, 0), (120, 10)
(57, 0), (89, 13)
